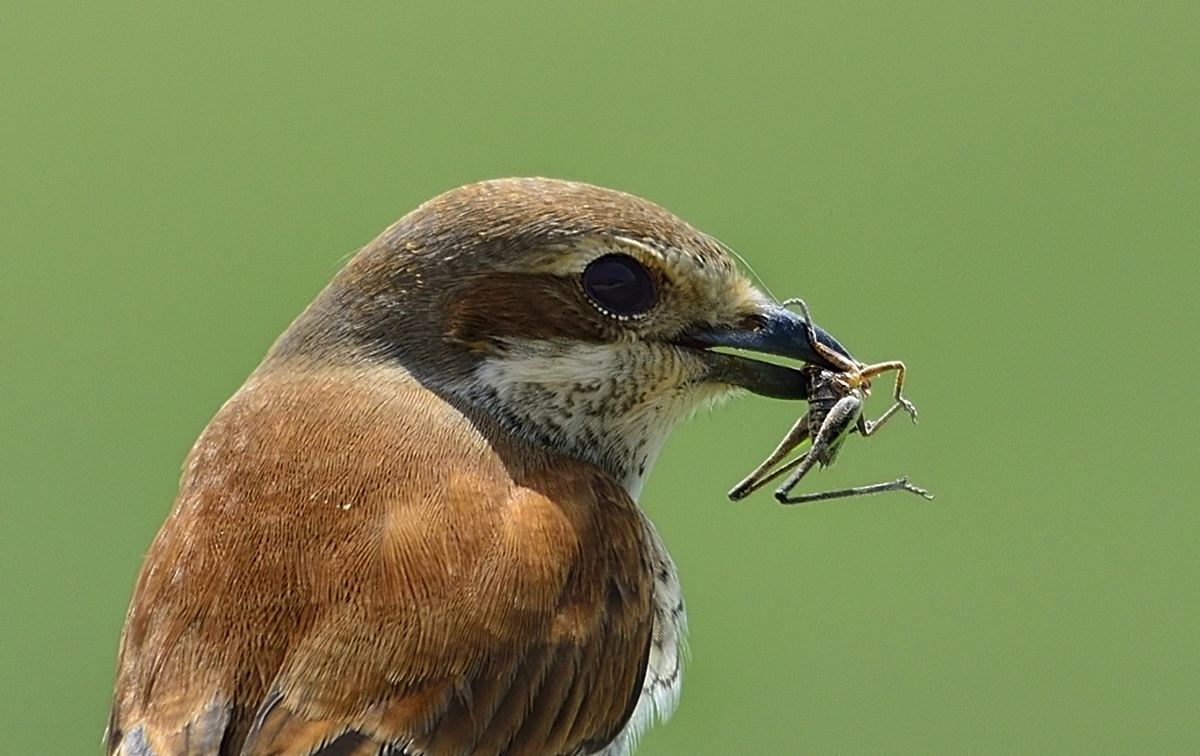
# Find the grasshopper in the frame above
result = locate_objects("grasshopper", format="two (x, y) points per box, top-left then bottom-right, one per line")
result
(728, 299), (933, 505)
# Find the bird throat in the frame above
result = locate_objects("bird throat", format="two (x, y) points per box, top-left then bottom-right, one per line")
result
(461, 338), (730, 501)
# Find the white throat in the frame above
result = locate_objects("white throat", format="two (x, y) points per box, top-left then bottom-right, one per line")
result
(464, 339), (730, 501)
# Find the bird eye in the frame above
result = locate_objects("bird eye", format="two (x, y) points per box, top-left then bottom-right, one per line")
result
(582, 254), (657, 317)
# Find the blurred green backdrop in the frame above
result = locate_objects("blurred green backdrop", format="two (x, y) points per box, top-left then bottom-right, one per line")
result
(2, 2), (1197, 753)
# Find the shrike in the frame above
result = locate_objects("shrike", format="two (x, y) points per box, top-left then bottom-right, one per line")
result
(108, 178), (847, 756)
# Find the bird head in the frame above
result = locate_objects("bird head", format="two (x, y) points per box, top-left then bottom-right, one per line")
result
(267, 178), (850, 499)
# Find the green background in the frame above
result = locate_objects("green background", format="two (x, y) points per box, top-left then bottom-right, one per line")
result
(3, 3), (1197, 753)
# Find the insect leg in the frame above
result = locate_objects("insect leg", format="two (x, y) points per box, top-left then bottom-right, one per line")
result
(776, 476), (935, 505)
(773, 394), (861, 501)
(780, 297), (858, 373)
(857, 360), (918, 434)
(727, 415), (813, 500)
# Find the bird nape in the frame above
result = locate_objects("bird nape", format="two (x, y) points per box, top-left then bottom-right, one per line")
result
(107, 177), (910, 756)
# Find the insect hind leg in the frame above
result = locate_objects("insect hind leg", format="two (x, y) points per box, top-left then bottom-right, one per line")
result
(773, 394), (861, 502)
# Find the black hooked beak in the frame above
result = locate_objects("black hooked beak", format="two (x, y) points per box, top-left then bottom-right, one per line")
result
(680, 302), (854, 401)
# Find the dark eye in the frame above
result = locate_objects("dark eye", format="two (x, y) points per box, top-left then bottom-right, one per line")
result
(582, 254), (657, 317)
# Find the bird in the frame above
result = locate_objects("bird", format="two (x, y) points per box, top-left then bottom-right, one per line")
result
(107, 177), (850, 756)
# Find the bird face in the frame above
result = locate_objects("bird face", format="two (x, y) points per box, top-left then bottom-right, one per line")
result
(271, 177), (847, 500)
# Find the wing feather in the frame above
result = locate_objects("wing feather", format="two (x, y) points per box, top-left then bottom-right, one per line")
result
(108, 367), (655, 756)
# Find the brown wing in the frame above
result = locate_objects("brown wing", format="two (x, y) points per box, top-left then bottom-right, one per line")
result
(108, 363), (655, 756)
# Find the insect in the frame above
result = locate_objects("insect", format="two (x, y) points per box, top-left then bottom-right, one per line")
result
(728, 298), (933, 505)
